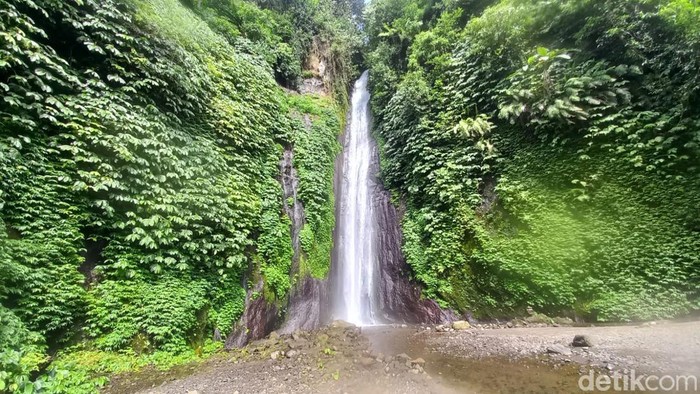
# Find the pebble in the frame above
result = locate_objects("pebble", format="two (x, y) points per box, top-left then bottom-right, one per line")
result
(285, 350), (298, 358)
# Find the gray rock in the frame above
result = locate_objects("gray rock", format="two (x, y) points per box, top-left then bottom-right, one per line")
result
(546, 344), (572, 355)
(285, 350), (298, 358)
(271, 350), (282, 360)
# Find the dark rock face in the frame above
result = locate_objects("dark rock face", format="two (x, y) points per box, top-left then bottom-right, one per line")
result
(279, 276), (329, 334)
(278, 138), (331, 334)
(370, 150), (455, 324)
(228, 145), (320, 347)
(280, 144), (305, 274)
(226, 277), (278, 349)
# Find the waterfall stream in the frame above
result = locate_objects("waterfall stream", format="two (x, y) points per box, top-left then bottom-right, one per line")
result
(333, 70), (378, 326)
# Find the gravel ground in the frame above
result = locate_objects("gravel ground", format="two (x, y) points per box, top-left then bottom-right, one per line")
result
(104, 320), (700, 394)
(422, 320), (700, 375)
(106, 322), (452, 394)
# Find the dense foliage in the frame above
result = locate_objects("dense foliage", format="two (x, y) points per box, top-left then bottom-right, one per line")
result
(0, 0), (357, 391)
(365, 0), (700, 321)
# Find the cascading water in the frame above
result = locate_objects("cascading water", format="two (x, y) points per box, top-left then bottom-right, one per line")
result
(333, 70), (379, 326)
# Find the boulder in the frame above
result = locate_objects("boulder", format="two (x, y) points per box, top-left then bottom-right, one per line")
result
(572, 334), (594, 347)
(410, 357), (426, 367)
(269, 331), (280, 340)
(452, 320), (471, 330)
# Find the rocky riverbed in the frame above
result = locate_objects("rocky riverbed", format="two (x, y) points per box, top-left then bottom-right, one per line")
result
(104, 320), (700, 394)
(421, 320), (700, 376)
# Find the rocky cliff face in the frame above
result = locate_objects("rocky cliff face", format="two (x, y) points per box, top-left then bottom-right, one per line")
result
(226, 276), (278, 349)
(369, 139), (456, 324)
(279, 276), (329, 333)
(228, 140), (330, 347)
(277, 121), (332, 334)
(280, 145), (304, 274)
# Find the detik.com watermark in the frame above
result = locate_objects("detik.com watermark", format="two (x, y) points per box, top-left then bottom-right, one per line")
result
(579, 370), (698, 392)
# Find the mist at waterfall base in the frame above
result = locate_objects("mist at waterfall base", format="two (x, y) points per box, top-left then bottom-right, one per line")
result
(332, 70), (380, 326)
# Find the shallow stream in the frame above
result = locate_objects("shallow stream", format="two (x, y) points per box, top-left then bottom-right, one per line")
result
(365, 326), (600, 393)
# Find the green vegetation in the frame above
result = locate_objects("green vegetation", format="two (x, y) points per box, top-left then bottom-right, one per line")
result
(365, 0), (700, 321)
(0, 0), (358, 391)
(286, 94), (342, 279)
(3, 0), (699, 390)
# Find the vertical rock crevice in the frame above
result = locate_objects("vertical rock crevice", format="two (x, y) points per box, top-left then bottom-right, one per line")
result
(280, 144), (305, 273)
(278, 141), (330, 334)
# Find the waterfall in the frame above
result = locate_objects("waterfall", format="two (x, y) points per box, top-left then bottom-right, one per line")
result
(333, 70), (378, 326)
